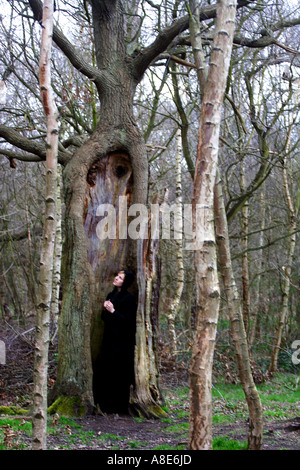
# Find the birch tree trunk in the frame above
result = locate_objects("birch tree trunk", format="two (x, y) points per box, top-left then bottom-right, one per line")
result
(214, 169), (263, 450)
(50, 165), (62, 329)
(32, 0), (58, 450)
(166, 129), (184, 355)
(187, 0), (208, 95)
(188, 0), (237, 450)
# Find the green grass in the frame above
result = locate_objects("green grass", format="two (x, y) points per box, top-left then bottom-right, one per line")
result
(1, 371), (298, 450)
(98, 432), (123, 441)
(257, 373), (300, 420)
(212, 436), (248, 450)
(164, 422), (189, 434)
(0, 417), (31, 450)
(160, 371), (299, 450)
(211, 372), (300, 423)
(153, 443), (186, 450)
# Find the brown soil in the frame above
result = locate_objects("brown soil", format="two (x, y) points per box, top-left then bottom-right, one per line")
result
(0, 320), (299, 451)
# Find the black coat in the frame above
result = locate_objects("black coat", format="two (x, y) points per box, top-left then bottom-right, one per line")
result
(93, 288), (137, 413)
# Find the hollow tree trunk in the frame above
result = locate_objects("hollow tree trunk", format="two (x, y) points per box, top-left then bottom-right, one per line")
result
(49, 0), (164, 417)
(51, 113), (156, 414)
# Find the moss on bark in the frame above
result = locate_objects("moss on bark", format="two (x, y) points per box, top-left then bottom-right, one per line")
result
(47, 396), (87, 417)
(0, 406), (29, 416)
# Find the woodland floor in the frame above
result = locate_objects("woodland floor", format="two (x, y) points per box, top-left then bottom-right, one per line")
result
(0, 319), (299, 451)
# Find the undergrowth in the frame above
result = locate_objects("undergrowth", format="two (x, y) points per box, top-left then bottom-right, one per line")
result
(0, 372), (299, 450)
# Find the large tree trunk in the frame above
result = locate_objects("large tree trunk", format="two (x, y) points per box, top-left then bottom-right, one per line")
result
(49, 0), (164, 417)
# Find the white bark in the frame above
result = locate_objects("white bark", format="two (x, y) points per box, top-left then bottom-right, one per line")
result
(51, 165), (62, 328)
(167, 128), (184, 355)
(188, 0), (207, 95)
(189, 0), (237, 450)
(32, 0), (58, 450)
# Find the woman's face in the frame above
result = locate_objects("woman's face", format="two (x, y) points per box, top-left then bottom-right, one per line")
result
(113, 272), (125, 288)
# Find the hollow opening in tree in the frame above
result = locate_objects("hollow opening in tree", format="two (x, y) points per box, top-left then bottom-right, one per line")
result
(84, 151), (136, 413)
(92, 269), (137, 414)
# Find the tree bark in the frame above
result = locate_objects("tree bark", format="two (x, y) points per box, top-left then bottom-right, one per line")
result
(188, 0), (237, 450)
(187, 0), (207, 96)
(50, 165), (62, 329)
(32, 0), (58, 450)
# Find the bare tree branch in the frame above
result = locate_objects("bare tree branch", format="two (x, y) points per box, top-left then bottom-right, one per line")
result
(234, 35), (300, 53)
(132, 1), (256, 81)
(0, 125), (70, 164)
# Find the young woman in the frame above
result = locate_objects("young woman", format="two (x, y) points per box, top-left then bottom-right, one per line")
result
(93, 270), (137, 414)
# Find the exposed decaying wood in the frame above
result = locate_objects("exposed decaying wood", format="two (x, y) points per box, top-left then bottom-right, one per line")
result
(82, 149), (165, 417)
(129, 192), (167, 418)
(84, 151), (133, 361)
(32, 0), (58, 451)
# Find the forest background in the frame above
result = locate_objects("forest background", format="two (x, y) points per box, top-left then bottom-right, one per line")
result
(0, 0), (299, 451)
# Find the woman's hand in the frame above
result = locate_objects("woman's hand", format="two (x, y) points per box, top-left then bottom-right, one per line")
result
(104, 300), (115, 313)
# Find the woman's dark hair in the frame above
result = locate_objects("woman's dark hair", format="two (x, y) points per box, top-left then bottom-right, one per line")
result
(120, 270), (135, 291)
